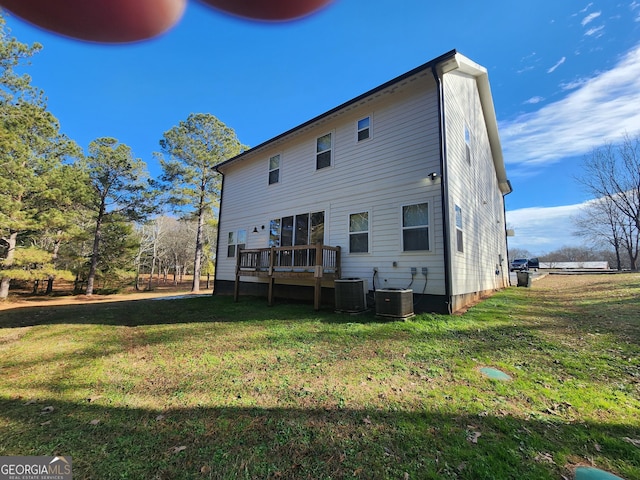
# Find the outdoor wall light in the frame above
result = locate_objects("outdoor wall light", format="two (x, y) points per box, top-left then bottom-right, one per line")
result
(427, 172), (439, 180)
(252, 226), (265, 233)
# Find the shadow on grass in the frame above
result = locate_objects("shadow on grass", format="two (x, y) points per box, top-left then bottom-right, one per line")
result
(1, 396), (638, 480)
(0, 294), (394, 329)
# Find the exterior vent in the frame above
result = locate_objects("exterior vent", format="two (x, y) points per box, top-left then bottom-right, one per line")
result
(335, 278), (368, 313)
(375, 288), (414, 319)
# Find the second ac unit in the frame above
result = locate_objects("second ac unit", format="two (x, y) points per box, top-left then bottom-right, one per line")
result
(375, 288), (414, 319)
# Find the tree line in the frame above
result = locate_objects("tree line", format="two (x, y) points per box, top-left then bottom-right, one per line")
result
(0, 15), (246, 299)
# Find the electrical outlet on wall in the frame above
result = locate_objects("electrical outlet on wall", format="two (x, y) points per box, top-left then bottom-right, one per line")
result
(410, 267), (417, 275)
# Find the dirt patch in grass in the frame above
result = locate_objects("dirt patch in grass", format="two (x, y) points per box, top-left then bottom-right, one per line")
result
(0, 283), (212, 311)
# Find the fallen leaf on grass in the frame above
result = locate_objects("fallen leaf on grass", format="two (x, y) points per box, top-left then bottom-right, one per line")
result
(466, 426), (481, 444)
(200, 465), (211, 474)
(156, 414), (166, 421)
(622, 437), (640, 448)
(23, 399), (38, 405)
(170, 446), (187, 454)
(404, 473), (409, 480)
(467, 431), (481, 444)
(594, 443), (602, 452)
(89, 419), (100, 425)
(362, 416), (372, 425)
(86, 395), (102, 403)
(534, 452), (555, 464)
(41, 406), (54, 414)
(40, 420), (51, 426)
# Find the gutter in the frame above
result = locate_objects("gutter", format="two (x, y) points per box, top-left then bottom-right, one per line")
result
(431, 65), (453, 313)
(212, 172), (225, 296)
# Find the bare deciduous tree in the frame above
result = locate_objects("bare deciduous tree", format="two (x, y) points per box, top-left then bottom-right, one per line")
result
(576, 134), (640, 270)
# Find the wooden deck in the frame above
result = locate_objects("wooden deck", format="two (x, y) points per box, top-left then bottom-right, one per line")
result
(234, 244), (341, 310)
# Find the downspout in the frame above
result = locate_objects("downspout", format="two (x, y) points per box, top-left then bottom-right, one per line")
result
(502, 180), (513, 286)
(432, 65), (453, 314)
(212, 171), (225, 296)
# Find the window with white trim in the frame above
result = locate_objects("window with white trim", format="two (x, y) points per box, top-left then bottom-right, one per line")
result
(455, 204), (464, 253)
(464, 124), (471, 164)
(316, 133), (332, 170)
(227, 229), (246, 257)
(357, 116), (371, 142)
(268, 154), (280, 185)
(349, 211), (369, 253)
(402, 203), (429, 251)
(269, 212), (324, 266)
(269, 211), (325, 247)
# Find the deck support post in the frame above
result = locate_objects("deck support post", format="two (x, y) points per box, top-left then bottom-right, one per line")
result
(313, 243), (323, 311)
(234, 248), (241, 302)
(268, 277), (275, 306)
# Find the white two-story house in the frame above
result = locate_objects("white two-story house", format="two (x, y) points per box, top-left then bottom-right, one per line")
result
(213, 50), (512, 314)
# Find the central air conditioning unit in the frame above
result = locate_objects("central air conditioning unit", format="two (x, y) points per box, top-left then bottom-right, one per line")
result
(375, 288), (414, 319)
(334, 278), (368, 313)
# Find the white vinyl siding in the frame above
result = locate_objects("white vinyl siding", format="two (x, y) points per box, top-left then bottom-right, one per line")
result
(216, 74), (446, 293)
(443, 71), (509, 296)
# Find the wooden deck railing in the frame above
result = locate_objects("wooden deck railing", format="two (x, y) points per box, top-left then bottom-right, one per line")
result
(234, 244), (341, 310)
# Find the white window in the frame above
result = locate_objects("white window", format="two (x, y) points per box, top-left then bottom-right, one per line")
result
(316, 133), (332, 170)
(455, 204), (464, 253)
(227, 229), (246, 257)
(402, 203), (429, 251)
(349, 211), (369, 253)
(357, 116), (371, 142)
(464, 124), (471, 164)
(268, 154), (280, 185)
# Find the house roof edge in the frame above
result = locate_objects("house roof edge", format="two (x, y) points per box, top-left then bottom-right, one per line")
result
(215, 49), (459, 172)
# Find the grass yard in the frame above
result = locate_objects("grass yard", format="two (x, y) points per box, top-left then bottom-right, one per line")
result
(0, 274), (639, 479)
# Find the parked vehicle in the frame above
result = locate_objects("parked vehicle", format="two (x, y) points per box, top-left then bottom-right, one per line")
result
(510, 257), (539, 272)
(510, 258), (529, 271)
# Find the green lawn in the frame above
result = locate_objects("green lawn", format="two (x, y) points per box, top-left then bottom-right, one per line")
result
(1, 274), (639, 479)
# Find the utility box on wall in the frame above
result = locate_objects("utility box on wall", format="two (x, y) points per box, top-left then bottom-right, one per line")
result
(375, 288), (414, 319)
(335, 278), (368, 313)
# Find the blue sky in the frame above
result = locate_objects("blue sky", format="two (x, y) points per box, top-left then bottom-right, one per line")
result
(4, 0), (640, 254)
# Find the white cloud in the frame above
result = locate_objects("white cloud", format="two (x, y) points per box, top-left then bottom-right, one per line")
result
(524, 96), (545, 104)
(560, 77), (590, 91)
(506, 203), (588, 252)
(585, 25), (605, 36)
(547, 57), (566, 73)
(580, 3), (594, 13)
(631, 1), (640, 11)
(581, 11), (601, 26)
(500, 43), (640, 168)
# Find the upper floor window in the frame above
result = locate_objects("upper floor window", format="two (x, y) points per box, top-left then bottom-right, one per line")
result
(357, 116), (371, 142)
(349, 211), (369, 253)
(268, 154), (280, 185)
(402, 203), (429, 251)
(455, 204), (464, 253)
(464, 124), (471, 164)
(316, 133), (332, 170)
